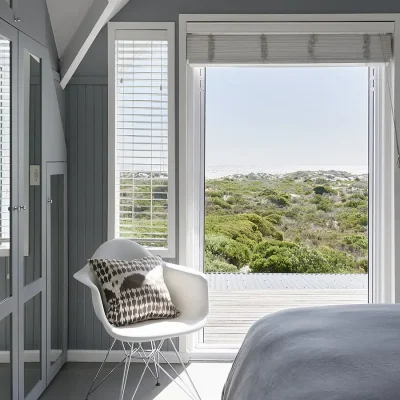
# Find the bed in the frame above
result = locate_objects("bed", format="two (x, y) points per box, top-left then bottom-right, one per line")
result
(222, 304), (400, 400)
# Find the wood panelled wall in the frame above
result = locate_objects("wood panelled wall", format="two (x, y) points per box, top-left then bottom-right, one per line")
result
(66, 83), (111, 350)
(66, 81), (176, 351)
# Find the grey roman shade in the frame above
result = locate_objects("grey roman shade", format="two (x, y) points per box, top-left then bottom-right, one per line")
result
(186, 33), (393, 65)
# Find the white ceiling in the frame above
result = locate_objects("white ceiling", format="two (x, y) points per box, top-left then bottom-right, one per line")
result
(46, 0), (95, 58)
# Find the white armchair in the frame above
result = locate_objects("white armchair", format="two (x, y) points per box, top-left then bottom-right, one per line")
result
(74, 239), (209, 400)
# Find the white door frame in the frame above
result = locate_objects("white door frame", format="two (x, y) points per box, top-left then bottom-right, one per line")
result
(178, 14), (400, 359)
(0, 17), (19, 400)
(18, 32), (48, 400)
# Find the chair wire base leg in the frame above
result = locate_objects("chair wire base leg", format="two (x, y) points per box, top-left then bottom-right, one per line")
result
(129, 341), (162, 400)
(152, 341), (161, 386)
(119, 344), (133, 400)
(127, 339), (201, 400)
(169, 338), (202, 400)
(86, 339), (202, 400)
(85, 339), (117, 400)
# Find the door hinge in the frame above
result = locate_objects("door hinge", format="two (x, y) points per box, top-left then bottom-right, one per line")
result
(199, 69), (205, 92)
(369, 73), (376, 92)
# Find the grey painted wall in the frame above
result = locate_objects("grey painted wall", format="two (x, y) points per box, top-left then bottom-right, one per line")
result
(67, 0), (400, 350)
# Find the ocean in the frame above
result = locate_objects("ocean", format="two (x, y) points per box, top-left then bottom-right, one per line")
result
(205, 165), (369, 179)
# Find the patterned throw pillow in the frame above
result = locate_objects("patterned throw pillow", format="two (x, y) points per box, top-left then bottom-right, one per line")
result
(89, 256), (180, 327)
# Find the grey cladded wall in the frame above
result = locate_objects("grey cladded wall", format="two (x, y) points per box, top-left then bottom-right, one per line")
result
(66, 0), (400, 350)
(66, 83), (111, 350)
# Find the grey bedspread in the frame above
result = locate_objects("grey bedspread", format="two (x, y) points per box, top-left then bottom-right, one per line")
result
(222, 304), (400, 400)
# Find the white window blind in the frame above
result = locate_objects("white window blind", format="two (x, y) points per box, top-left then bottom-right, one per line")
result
(0, 37), (10, 248)
(113, 29), (173, 252)
(187, 33), (393, 65)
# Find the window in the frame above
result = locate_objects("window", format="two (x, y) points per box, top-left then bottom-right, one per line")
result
(108, 23), (175, 257)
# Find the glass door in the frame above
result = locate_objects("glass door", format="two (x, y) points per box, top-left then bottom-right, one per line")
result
(0, 19), (18, 400)
(18, 33), (46, 400)
(46, 162), (67, 383)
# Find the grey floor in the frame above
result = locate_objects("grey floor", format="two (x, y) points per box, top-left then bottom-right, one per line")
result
(39, 361), (232, 400)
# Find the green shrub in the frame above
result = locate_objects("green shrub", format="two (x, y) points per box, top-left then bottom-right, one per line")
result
(267, 194), (290, 207)
(244, 214), (284, 240)
(250, 241), (330, 273)
(205, 234), (251, 267)
(312, 195), (334, 212)
(206, 215), (263, 245)
(205, 258), (238, 273)
(349, 193), (367, 201)
(356, 258), (368, 273)
(264, 213), (283, 225)
(207, 190), (223, 198)
(313, 186), (334, 195)
(338, 210), (368, 231)
(341, 234), (368, 251)
(318, 247), (357, 273)
(212, 197), (232, 209)
(344, 199), (366, 208)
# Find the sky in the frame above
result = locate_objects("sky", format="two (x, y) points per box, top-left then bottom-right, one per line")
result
(205, 67), (369, 178)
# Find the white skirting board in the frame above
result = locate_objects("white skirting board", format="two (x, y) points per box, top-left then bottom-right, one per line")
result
(66, 350), (190, 364)
(0, 350), (190, 364)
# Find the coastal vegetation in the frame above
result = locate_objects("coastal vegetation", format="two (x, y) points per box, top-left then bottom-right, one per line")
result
(205, 171), (368, 274)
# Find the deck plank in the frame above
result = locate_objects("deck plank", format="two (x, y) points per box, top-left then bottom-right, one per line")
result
(204, 289), (368, 346)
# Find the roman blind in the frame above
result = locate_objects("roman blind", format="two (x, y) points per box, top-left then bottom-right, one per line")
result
(114, 30), (171, 250)
(0, 38), (10, 247)
(187, 33), (393, 65)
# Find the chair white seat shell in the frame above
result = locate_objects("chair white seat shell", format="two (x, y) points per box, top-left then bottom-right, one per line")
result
(74, 263), (209, 343)
(73, 239), (209, 400)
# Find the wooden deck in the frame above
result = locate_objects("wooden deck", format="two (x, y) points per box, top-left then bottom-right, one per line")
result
(204, 289), (368, 346)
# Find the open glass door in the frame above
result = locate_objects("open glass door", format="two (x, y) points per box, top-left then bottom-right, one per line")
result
(46, 162), (67, 383)
(188, 64), (382, 354)
(0, 18), (18, 400)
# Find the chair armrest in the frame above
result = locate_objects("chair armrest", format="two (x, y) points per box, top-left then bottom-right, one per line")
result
(163, 263), (209, 321)
(73, 265), (114, 334)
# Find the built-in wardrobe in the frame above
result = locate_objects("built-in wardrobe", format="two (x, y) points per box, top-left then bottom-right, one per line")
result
(0, 15), (68, 400)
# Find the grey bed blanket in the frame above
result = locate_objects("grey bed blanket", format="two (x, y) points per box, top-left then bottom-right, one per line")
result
(222, 304), (400, 400)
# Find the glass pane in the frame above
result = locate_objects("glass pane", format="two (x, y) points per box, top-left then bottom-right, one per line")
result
(24, 293), (41, 396)
(0, 314), (12, 400)
(0, 36), (11, 301)
(24, 52), (42, 286)
(50, 174), (64, 364)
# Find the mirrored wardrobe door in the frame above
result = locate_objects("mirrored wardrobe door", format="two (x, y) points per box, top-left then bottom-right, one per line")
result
(18, 33), (46, 400)
(46, 162), (67, 383)
(0, 19), (19, 400)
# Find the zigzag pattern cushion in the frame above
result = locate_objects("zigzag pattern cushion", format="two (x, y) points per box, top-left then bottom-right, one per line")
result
(89, 256), (180, 327)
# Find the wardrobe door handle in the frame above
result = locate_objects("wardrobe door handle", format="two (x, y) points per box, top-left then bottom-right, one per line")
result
(19, 205), (26, 211)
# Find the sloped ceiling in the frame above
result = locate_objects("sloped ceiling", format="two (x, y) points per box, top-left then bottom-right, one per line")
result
(46, 0), (95, 58)
(46, 0), (129, 87)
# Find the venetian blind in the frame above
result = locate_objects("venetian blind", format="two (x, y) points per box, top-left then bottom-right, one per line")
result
(115, 31), (169, 249)
(0, 38), (10, 247)
(187, 33), (393, 65)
